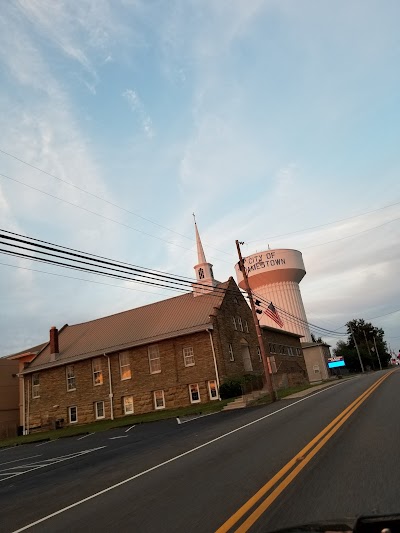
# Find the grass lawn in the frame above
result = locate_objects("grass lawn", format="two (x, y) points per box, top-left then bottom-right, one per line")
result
(0, 399), (230, 449)
(1, 379), (345, 448)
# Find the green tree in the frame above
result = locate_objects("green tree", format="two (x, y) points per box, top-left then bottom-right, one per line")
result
(333, 319), (390, 371)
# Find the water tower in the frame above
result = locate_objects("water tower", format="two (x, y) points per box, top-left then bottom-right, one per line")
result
(235, 249), (311, 342)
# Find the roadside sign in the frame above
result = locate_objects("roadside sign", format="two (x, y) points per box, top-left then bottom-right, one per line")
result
(328, 356), (345, 368)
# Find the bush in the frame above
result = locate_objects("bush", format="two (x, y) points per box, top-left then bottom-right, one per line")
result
(219, 379), (242, 400)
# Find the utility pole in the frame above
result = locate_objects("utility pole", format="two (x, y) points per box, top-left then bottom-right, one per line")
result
(373, 336), (382, 370)
(235, 240), (277, 402)
(363, 330), (374, 369)
(350, 324), (364, 373)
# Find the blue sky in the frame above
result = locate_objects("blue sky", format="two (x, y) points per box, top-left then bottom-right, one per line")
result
(0, 0), (399, 356)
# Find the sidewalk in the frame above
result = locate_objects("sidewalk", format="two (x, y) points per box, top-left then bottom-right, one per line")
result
(283, 376), (358, 399)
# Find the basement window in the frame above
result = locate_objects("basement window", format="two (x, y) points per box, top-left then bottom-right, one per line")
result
(123, 396), (134, 415)
(94, 401), (105, 420)
(189, 383), (201, 404)
(154, 390), (165, 410)
(208, 380), (218, 400)
(68, 406), (78, 424)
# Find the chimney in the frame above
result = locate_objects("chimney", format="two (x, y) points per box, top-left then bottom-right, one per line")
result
(49, 326), (59, 361)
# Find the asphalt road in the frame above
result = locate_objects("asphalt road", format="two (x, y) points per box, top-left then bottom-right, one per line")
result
(0, 370), (398, 533)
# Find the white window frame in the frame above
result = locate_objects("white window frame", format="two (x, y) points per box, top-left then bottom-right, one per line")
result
(237, 316), (243, 332)
(66, 365), (76, 391)
(228, 343), (234, 361)
(207, 380), (218, 400)
(232, 316), (237, 330)
(119, 353), (131, 380)
(189, 383), (201, 404)
(92, 358), (103, 386)
(296, 348), (302, 356)
(94, 401), (105, 419)
(123, 395), (134, 415)
(153, 390), (165, 410)
(183, 346), (195, 367)
(244, 320), (249, 333)
(68, 406), (78, 424)
(32, 373), (40, 398)
(148, 345), (161, 374)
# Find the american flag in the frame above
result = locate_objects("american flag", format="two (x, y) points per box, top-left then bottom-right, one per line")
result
(264, 302), (284, 328)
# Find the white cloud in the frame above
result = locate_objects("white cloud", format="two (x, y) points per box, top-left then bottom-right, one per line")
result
(123, 89), (155, 138)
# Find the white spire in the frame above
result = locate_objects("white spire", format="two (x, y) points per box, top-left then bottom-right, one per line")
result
(193, 214), (207, 264)
(192, 214), (219, 297)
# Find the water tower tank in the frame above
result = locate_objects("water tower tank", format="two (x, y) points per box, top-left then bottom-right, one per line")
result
(235, 249), (311, 342)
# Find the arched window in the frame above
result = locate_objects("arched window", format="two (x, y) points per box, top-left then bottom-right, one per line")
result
(198, 268), (204, 279)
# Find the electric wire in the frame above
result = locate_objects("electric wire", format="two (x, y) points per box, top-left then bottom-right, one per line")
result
(0, 229), (379, 337)
(248, 290), (347, 337)
(0, 172), (232, 264)
(247, 200), (400, 244)
(0, 261), (173, 298)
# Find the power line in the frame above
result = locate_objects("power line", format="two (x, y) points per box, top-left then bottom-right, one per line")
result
(0, 229), (369, 337)
(366, 308), (400, 320)
(0, 228), (197, 282)
(249, 290), (347, 337)
(0, 261), (173, 298)
(247, 200), (400, 244)
(0, 172), (232, 264)
(303, 216), (400, 250)
(0, 232), (236, 298)
(0, 147), (233, 257)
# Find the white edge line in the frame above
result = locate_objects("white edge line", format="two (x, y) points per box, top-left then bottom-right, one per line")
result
(1, 447), (107, 483)
(176, 417), (181, 425)
(125, 425), (136, 433)
(179, 411), (220, 424)
(109, 436), (128, 440)
(12, 379), (350, 533)
(35, 441), (54, 447)
(77, 433), (95, 440)
(0, 455), (41, 467)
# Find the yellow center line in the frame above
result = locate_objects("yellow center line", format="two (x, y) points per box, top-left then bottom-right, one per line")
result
(216, 371), (395, 533)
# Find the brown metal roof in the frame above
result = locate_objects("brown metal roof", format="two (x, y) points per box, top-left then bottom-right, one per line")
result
(25, 283), (229, 372)
(6, 342), (48, 359)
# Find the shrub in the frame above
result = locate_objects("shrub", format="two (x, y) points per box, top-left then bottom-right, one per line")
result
(219, 379), (242, 400)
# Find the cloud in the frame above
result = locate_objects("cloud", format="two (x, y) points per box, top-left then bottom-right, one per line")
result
(123, 89), (155, 138)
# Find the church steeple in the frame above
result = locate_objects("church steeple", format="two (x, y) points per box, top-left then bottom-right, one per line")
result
(192, 215), (218, 297)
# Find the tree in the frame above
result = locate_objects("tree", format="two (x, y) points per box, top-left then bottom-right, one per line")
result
(311, 333), (323, 343)
(334, 318), (390, 371)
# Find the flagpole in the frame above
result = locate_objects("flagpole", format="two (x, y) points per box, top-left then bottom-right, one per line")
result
(235, 240), (277, 402)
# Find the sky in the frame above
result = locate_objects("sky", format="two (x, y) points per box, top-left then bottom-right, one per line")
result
(0, 0), (399, 357)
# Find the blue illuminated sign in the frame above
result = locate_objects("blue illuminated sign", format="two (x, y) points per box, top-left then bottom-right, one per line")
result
(328, 360), (345, 368)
